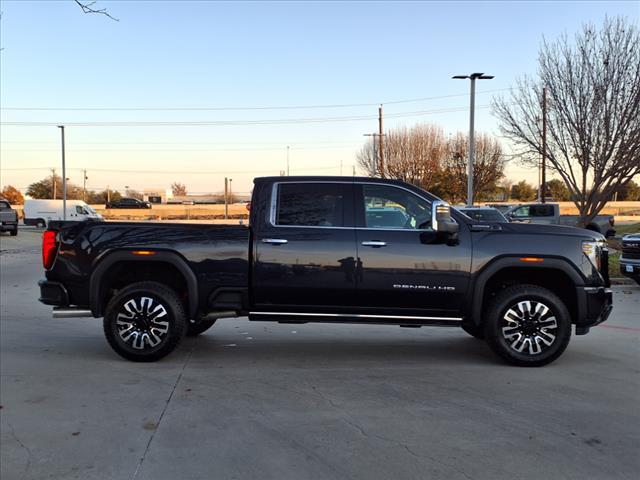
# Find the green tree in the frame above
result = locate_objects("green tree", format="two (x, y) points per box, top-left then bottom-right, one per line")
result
(511, 180), (537, 201)
(543, 179), (571, 201)
(86, 189), (122, 204)
(616, 180), (640, 201)
(26, 174), (84, 200)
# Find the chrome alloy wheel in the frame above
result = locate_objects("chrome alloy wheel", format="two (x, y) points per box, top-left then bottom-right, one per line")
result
(116, 297), (169, 350)
(501, 300), (558, 355)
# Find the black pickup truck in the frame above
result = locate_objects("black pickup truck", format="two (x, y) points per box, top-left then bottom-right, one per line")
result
(39, 176), (613, 366)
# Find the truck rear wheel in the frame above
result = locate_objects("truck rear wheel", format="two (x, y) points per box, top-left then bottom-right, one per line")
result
(10, 226), (18, 236)
(483, 285), (571, 367)
(103, 281), (187, 362)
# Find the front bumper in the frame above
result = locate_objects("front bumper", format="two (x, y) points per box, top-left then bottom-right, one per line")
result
(0, 221), (18, 231)
(38, 279), (69, 306)
(575, 286), (613, 334)
(620, 260), (640, 281)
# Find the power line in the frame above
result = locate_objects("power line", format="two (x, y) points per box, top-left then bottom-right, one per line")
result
(0, 89), (511, 112)
(0, 105), (490, 127)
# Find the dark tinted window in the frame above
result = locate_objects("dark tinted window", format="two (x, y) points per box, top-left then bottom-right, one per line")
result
(276, 183), (346, 227)
(363, 184), (432, 230)
(530, 205), (554, 217)
(0, 201), (10, 210)
(460, 209), (506, 222)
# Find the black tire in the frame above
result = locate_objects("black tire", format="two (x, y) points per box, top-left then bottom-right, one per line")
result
(103, 281), (187, 362)
(10, 227), (18, 236)
(36, 219), (46, 228)
(461, 323), (484, 339)
(483, 284), (571, 367)
(187, 318), (217, 336)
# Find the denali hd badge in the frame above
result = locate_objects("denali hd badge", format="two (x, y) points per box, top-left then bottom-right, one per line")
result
(393, 284), (456, 291)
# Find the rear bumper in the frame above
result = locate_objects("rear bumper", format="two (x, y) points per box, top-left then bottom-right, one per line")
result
(38, 279), (69, 306)
(575, 286), (613, 334)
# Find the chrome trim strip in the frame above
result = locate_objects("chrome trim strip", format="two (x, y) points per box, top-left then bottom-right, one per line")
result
(249, 311), (463, 321)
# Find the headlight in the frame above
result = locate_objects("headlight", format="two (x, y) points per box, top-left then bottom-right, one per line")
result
(582, 240), (606, 270)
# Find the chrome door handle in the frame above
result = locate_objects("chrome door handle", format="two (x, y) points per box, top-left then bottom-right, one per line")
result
(262, 238), (288, 244)
(361, 241), (387, 247)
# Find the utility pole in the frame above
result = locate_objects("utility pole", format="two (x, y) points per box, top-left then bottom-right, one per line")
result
(286, 146), (290, 176)
(541, 86), (548, 204)
(51, 168), (57, 200)
(340, 160), (343, 176)
(453, 73), (494, 205)
(224, 177), (229, 219)
(58, 126), (67, 220)
(107, 186), (110, 203)
(82, 169), (88, 202)
(378, 105), (384, 177)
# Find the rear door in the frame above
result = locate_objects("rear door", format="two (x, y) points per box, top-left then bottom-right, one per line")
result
(252, 181), (358, 311)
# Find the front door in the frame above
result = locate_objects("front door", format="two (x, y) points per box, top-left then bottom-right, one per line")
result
(252, 181), (358, 312)
(354, 183), (471, 317)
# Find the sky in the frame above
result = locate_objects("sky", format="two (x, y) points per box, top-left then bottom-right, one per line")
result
(1, 0), (638, 196)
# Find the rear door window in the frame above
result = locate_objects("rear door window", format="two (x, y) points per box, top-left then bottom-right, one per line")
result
(275, 183), (349, 227)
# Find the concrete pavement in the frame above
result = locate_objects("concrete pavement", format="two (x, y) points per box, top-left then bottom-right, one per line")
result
(1, 230), (639, 480)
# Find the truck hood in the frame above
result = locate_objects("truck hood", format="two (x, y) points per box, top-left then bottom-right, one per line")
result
(495, 222), (604, 240)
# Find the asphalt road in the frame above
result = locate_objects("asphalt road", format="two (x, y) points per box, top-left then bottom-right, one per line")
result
(1, 230), (639, 480)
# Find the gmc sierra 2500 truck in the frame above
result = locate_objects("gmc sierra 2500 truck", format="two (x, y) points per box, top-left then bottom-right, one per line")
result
(39, 177), (613, 366)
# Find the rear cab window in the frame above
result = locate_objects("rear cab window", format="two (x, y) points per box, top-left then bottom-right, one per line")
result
(273, 182), (352, 228)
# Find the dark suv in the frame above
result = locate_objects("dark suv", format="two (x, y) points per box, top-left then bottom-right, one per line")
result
(105, 198), (152, 209)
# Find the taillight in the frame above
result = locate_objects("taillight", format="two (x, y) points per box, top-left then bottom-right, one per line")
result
(42, 230), (59, 269)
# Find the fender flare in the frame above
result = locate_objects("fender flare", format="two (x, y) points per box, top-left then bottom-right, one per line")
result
(89, 250), (199, 318)
(470, 256), (585, 326)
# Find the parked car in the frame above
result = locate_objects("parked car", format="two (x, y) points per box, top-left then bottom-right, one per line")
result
(23, 199), (102, 228)
(0, 200), (19, 236)
(505, 203), (615, 237)
(105, 198), (152, 209)
(39, 176), (612, 366)
(456, 206), (507, 223)
(620, 233), (640, 285)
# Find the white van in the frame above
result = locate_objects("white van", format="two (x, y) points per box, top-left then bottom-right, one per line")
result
(23, 199), (103, 228)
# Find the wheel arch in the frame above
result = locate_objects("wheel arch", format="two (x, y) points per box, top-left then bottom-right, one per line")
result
(471, 256), (585, 327)
(90, 250), (199, 319)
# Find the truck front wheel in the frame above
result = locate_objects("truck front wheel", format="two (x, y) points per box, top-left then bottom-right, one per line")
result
(103, 281), (187, 362)
(483, 285), (571, 367)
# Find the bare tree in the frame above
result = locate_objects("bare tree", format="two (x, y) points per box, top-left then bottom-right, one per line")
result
(171, 182), (188, 196)
(357, 124), (445, 191)
(440, 133), (506, 203)
(493, 16), (640, 227)
(74, 1), (118, 21)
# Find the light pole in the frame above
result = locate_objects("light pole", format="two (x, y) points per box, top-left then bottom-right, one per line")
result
(286, 146), (290, 176)
(57, 126), (67, 219)
(452, 73), (493, 206)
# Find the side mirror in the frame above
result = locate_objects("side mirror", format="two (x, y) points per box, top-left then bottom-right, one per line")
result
(432, 201), (459, 236)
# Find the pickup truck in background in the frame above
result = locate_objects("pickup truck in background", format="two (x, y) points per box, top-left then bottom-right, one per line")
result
(505, 203), (616, 237)
(39, 176), (613, 367)
(620, 234), (640, 285)
(0, 200), (19, 236)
